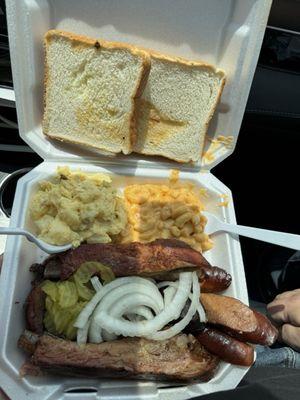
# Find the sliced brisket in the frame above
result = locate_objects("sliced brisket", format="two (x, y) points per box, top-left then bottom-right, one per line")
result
(21, 334), (219, 381)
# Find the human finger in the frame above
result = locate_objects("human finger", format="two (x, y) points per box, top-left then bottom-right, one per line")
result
(268, 295), (300, 327)
(280, 324), (300, 352)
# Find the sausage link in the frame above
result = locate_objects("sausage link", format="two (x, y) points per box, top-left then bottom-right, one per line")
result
(195, 327), (254, 366)
(223, 310), (278, 346)
(199, 265), (232, 292)
(252, 310), (279, 345)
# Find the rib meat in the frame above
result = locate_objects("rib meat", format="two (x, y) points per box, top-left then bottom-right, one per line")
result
(42, 239), (214, 280)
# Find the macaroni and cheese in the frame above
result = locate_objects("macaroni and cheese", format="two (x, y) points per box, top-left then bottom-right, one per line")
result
(122, 181), (212, 252)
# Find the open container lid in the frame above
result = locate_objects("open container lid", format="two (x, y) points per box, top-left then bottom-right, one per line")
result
(6, 0), (272, 170)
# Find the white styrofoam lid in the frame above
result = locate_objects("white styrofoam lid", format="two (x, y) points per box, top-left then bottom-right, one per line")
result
(6, 0), (271, 170)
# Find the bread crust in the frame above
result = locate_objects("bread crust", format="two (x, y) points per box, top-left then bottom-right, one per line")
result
(43, 29), (151, 154)
(145, 48), (225, 77)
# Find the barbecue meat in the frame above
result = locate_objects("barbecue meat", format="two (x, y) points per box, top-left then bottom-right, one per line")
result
(152, 265), (231, 292)
(36, 239), (231, 292)
(198, 265), (231, 292)
(201, 293), (257, 333)
(42, 239), (214, 280)
(201, 293), (278, 346)
(18, 330), (40, 354)
(25, 241), (231, 335)
(20, 334), (219, 381)
(195, 327), (254, 367)
(25, 286), (45, 334)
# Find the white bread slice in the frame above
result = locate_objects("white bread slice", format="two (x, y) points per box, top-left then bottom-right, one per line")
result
(133, 52), (225, 163)
(43, 30), (150, 155)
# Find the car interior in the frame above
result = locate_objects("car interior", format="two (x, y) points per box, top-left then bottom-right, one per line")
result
(1, 0), (299, 305)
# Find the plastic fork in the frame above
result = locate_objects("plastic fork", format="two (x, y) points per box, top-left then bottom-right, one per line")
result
(202, 211), (300, 251)
(0, 227), (72, 254)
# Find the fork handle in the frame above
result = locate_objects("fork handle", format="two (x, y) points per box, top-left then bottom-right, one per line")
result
(0, 227), (27, 236)
(0, 227), (35, 242)
(221, 223), (300, 251)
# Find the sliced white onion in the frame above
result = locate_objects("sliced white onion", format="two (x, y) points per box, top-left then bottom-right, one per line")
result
(92, 283), (164, 316)
(148, 272), (200, 340)
(163, 286), (176, 307)
(78, 277), (102, 344)
(86, 278), (163, 343)
(77, 320), (90, 345)
(88, 285), (163, 339)
(126, 306), (154, 322)
(102, 329), (117, 341)
(109, 294), (160, 318)
(158, 280), (206, 322)
(88, 293), (160, 341)
(127, 314), (143, 322)
(74, 277), (162, 329)
(89, 287), (161, 343)
(157, 281), (177, 289)
(129, 306), (154, 321)
(93, 272), (192, 337)
(77, 271), (206, 344)
(88, 319), (103, 343)
(90, 276), (103, 292)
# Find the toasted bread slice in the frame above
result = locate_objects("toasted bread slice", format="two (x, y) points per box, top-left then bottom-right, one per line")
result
(133, 52), (225, 163)
(43, 30), (150, 155)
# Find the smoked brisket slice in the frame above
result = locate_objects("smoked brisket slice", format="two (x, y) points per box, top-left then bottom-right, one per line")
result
(18, 330), (40, 354)
(20, 334), (219, 382)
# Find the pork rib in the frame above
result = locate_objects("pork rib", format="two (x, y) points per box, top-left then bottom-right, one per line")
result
(40, 239), (228, 283)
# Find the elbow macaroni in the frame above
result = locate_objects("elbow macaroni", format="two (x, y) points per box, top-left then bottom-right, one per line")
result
(122, 183), (212, 252)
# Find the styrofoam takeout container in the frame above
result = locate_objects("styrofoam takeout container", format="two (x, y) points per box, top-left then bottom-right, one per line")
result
(0, 1), (271, 399)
